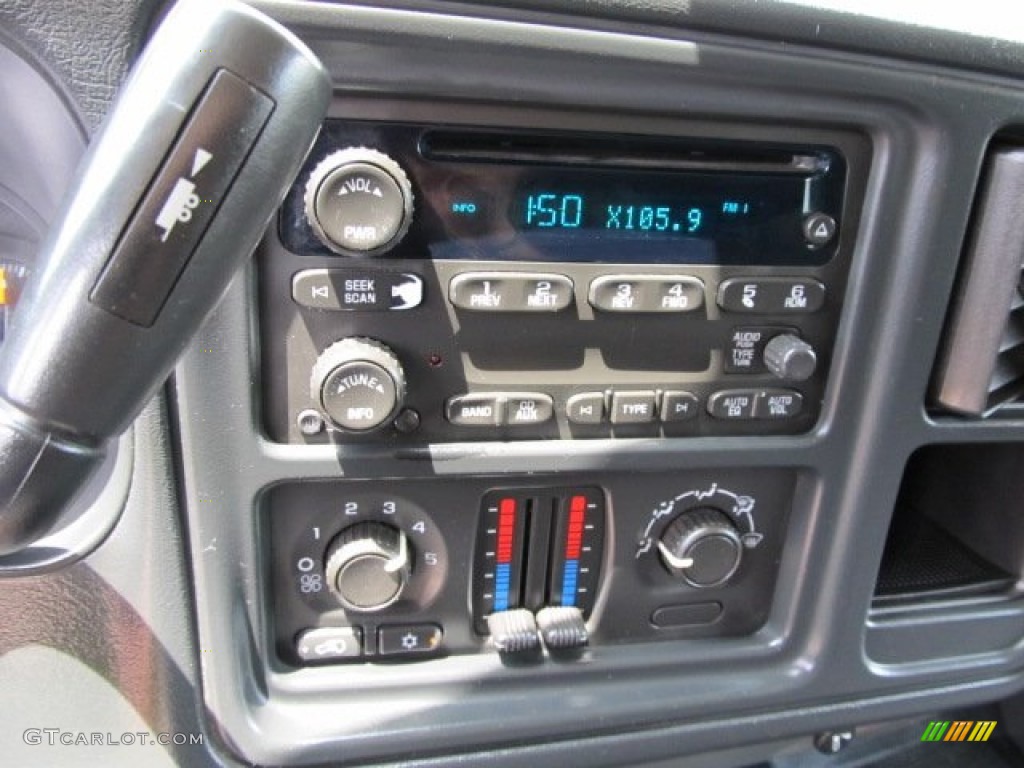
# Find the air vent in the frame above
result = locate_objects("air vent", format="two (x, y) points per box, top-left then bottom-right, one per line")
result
(932, 146), (1024, 416)
(987, 277), (1024, 409)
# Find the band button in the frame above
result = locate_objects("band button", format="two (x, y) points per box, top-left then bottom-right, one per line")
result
(446, 394), (503, 426)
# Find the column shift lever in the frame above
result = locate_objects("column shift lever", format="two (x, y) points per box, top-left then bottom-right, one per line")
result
(0, 0), (330, 554)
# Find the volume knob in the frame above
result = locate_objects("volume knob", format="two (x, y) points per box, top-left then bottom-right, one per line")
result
(304, 147), (414, 256)
(310, 337), (406, 432)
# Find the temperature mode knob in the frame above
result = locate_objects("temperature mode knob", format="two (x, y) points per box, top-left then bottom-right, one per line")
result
(763, 333), (817, 381)
(657, 507), (743, 588)
(325, 522), (411, 612)
(304, 147), (414, 256)
(310, 338), (406, 432)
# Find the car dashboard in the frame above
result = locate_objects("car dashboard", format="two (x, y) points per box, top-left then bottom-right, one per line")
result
(3, 1), (1024, 766)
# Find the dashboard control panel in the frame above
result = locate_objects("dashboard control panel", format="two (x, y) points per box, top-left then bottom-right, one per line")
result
(266, 470), (796, 665)
(259, 120), (862, 444)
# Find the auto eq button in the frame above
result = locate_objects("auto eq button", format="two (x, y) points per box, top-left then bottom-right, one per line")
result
(707, 390), (758, 419)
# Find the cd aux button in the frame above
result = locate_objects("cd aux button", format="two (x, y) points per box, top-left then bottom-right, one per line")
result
(506, 393), (554, 425)
(589, 275), (704, 313)
(449, 272), (573, 312)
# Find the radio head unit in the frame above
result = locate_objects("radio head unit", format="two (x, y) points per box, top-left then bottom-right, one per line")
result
(261, 119), (862, 444)
(280, 125), (845, 267)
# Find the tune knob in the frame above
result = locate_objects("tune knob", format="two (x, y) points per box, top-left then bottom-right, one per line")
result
(325, 522), (411, 612)
(310, 337), (406, 432)
(304, 147), (414, 256)
(657, 507), (743, 588)
(763, 333), (817, 381)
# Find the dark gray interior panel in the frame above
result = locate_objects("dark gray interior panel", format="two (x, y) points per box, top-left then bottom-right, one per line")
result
(165, 2), (1024, 765)
(9, 1), (1024, 767)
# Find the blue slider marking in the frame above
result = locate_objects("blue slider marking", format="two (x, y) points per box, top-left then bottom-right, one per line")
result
(561, 560), (579, 607)
(494, 563), (512, 611)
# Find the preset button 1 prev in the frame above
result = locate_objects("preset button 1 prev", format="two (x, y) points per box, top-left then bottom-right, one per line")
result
(449, 273), (573, 312)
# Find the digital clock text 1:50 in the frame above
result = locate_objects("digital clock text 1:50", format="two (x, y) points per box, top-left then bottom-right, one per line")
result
(524, 193), (704, 233)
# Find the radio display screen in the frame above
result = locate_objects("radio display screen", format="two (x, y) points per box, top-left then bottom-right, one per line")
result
(281, 123), (846, 266)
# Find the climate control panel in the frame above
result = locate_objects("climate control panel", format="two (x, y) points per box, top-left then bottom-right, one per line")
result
(266, 470), (795, 666)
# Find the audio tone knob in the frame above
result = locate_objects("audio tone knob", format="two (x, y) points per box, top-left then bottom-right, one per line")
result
(304, 147), (414, 256)
(763, 333), (817, 381)
(657, 507), (743, 588)
(325, 522), (411, 612)
(310, 338), (406, 432)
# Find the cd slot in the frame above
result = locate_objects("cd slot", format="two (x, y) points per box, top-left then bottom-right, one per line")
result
(419, 130), (828, 174)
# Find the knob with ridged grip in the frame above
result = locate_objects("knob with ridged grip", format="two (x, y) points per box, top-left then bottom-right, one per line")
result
(763, 333), (817, 381)
(310, 337), (406, 432)
(304, 147), (414, 256)
(324, 522), (411, 612)
(657, 507), (743, 588)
